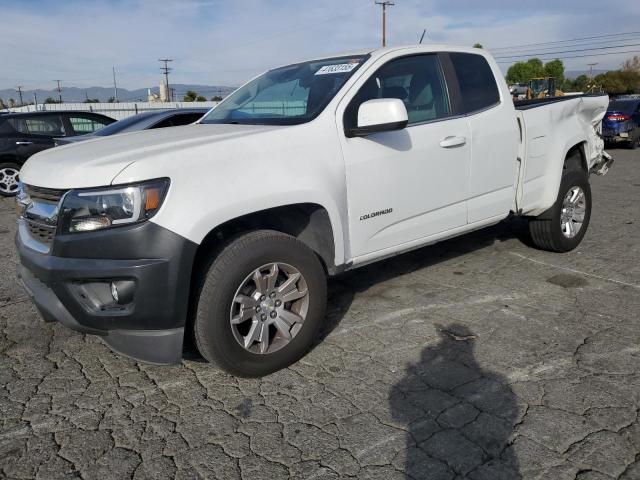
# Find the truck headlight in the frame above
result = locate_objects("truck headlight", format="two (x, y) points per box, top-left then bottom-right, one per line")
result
(59, 179), (169, 234)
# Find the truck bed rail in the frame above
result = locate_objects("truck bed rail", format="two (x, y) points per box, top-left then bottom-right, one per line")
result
(514, 93), (608, 110)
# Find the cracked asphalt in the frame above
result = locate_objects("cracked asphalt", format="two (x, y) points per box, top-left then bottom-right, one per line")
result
(1, 147), (639, 480)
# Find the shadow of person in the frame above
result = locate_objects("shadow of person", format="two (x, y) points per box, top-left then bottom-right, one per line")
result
(390, 324), (520, 479)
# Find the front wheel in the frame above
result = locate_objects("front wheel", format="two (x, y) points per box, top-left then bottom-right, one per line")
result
(528, 169), (592, 252)
(193, 230), (327, 377)
(0, 163), (21, 197)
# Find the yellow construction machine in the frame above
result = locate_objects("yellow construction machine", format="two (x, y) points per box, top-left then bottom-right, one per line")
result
(526, 77), (564, 99)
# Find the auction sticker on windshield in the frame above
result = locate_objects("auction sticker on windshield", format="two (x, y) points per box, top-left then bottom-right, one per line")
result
(315, 63), (359, 75)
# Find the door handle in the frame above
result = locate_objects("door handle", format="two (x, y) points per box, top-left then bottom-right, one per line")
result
(15, 141), (33, 146)
(439, 136), (466, 148)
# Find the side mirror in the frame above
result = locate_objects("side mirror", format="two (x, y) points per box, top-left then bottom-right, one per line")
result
(346, 98), (408, 137)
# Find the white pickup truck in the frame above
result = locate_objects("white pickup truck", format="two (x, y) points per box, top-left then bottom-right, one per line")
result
(16, 45), (612, 376)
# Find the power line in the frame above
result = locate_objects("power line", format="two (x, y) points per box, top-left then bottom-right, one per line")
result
(495, 49), (640, 64)
(493, 42), (640, 60)
(375, 1), (394, 47)
(491, 36), (640, 56)
(489, 30), (640, 51)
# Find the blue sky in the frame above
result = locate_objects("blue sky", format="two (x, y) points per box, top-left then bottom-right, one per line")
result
(1, 0), (638, 90)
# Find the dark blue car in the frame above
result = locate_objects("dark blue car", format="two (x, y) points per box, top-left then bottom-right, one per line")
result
(602, 98), (640, 149)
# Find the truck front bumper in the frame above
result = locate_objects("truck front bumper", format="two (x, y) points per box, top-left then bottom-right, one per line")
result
(16, 220), (198, 364)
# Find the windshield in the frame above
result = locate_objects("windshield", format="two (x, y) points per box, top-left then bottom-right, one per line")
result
(200, 55), (368, 125)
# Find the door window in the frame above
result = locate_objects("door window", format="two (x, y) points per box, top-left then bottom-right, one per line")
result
(448, 53), (500, 114)
(345, 54), (451, 130)
(8, 116), (65, 136)
(68, 116), (110, 135)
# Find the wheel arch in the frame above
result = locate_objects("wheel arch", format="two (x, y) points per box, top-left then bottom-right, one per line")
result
(0, 154), (22, 165)
(192, 203), (340, 276)
(563, 141), (588, 173)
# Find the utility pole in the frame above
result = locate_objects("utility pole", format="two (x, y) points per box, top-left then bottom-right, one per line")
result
(112, 66), (119, 103)
(587, 63), (598, 93)
(159, 59), (173, 102)
(53, 80), (63, 103)
(587, 63), (598, 82)
(419, 29), (426, 44)
(16, 85), (24, 106)
(375, 1), (394, 47)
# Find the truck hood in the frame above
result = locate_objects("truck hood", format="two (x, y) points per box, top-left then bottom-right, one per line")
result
(20, 123), (278, 189)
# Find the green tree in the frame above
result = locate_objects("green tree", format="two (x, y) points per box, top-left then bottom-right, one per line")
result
(211, 95), (223, 101)
(506, 58), (546, 83)
(473, 43), (483, 48)
(83, 98), (100, 103)
(0, 97), (5, 109)
(562, 74), (589, 93)
(44, 97), (59, 104)
(544, 59), (564, 83)
(107, 96), (116, 103)
(506, 58), (563, 84)
(196, 95), (207, 102)
(596, 70), (640, 95)
(183, 90), (197, 102)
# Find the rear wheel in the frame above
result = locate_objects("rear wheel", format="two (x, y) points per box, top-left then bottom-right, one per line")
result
(0, 163), (20, 197)
(193, 230), (327, 377)
(528, 169), (592, 252)
(627, 130), (639, 149)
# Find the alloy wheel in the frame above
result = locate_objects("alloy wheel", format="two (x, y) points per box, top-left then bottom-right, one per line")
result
(560, 186), (586, 238)
(0, 167), (19, 195)
(230, 262), (309, 354)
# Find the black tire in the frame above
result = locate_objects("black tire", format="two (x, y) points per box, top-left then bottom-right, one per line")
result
(0, 162), (21, 197)
(193, 230), (327, 377)
(528, 169), (592, 252)
(627, 131), (639, 150)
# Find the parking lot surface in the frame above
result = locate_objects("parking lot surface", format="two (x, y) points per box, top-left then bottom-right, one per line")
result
(1, 148), (639, 480)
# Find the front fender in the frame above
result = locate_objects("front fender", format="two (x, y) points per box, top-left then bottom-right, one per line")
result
(153, 189), (347, 269)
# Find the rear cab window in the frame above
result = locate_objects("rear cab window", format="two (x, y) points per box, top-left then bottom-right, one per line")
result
(447, 52), (500, 114)
(151, 113), (204, 129)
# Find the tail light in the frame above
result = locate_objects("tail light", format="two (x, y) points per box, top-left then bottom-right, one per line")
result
(607, 114), (630, 121)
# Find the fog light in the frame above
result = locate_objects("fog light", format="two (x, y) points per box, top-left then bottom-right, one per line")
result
(109, 280), (136, 305)
(110, 282), (119, 303)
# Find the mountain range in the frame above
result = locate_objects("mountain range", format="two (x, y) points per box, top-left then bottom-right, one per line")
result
(0, 84), (237, 104)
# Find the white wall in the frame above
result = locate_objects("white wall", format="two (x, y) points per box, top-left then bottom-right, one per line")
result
(5, 102), (219, 120)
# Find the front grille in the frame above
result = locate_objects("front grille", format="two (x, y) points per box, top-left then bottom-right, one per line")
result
(26, 218), (56, 246)
(21, 184), (67, 251)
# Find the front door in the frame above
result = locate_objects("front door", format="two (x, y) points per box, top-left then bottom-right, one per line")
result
(339, 54), (471, 259)
(10, 115), (65, 162)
